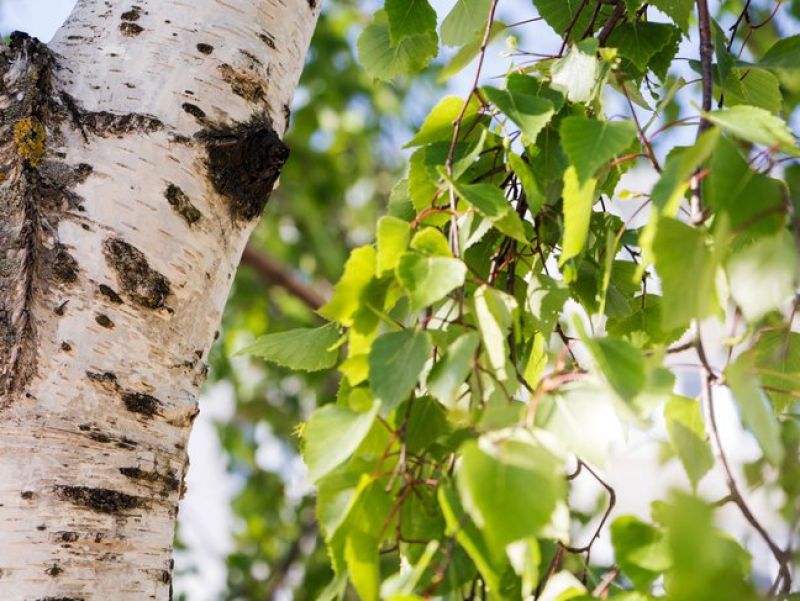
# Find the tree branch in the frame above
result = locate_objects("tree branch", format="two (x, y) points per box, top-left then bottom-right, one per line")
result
(239, 245), (328, 310)
(696, 0), (714, 129)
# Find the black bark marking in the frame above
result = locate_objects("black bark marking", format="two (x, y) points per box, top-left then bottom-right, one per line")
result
(119, 466), (180, 495)
(217, 63), (266, 104)
(196, 43), (214, 55)
(54, 300), (68, 316)
(121, 7), (141, 21)
(308, 0), (317, 8)
(88, 431), (112, 443)
(52, 244), (79, 283)
(198, 120), (289, 222)
(239, 49), (262, 66)
(59, 91), (162, 139)
(103, 238), (171, 309)
(60, 341), (72, 352)
(120, 22), (144, 36)
(282, 104), (291, 130)
(54, 485), (143, 513)
(36, 598), (84, 601)
(45, 564), (64, 577)
(165, 184), (202, 225)
(21, 490), (35, 499)
(55, 531), (79, 543)
(182, 102), (206, 123)
(99, 284), (123, 304)
(95, 314), (114, 329)
(121, 391), (161, 417)
(86, 370), (118, 386)
(259, 32), (276, 49)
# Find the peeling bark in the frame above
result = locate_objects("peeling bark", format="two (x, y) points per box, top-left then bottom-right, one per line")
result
(0, 0), (318, 599)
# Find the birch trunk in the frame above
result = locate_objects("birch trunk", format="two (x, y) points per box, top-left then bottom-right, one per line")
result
(0, 1), (318, 598)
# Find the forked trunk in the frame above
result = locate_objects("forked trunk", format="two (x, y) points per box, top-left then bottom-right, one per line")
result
(0, 1), (318, 598)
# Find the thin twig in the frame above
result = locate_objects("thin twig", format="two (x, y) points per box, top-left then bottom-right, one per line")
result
(443, 0), (500, 258)
(700, 364), (792, 594)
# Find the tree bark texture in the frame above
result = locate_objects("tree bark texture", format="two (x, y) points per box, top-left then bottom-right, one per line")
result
(0, 1), (318, 599)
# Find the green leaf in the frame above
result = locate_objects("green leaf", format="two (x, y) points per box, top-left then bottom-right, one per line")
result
(357, 18), (437, 81)
(607, 296), (685, 349)
(525, 273), (570, 340)
(523, 332), (547, 390)
(727, 355), (785, 465)
(405, 398), (449, 453)
(439, 21), (507, 82)
(385, 0), (437, 44)
(304, 402), (379, 482)
(752, 330), (800, 413)
(721, 69), (782, 123)
(396, 252), (467, 309)
(508, 152), (546, 217)
(560, 166), (597, 264)
(726, 232), (797, 322)
(410, 227), (451, 256)
(665, 395), (714, 488)
(482, 86), (555, 144)
(758, 34), (800, 72)
(376, 216), (411, 275)
(650, 128), (720, 211)
(537, 381), (621, 466)
(406, 95), (481, 147)
(532, 0), (594, 38)
(652, 218), (717, 330)
(607, 22), (680, 71)
(440, 0), (491, 46)
(560, 117), (637, 182)
(239, 323), (340, 372)
(703, 138), (784, 227)
(474, 286), (517, 382)
(508, 73), (566, 112)
(585, 336), (647, 403)
(451, 180), (528, 242)
(660, 494), (757, 601)
(704, 106), (799, 156)
(456, 436), (565, 552)
(438, 485), (504, 592)
(649, 26), (682, 80)
(319, 246), (377, 326)
(427, 331), (481, 406)
(706, 137), (784, 238)
(345, 530), (380, 601)
(551, 40), (602, 104)
(369, 329), (432, 414)
(649, 0), (693, 33)
(611, 516), (670, 591)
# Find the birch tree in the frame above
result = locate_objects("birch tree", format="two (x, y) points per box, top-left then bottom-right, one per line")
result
(0, 1), (318, 598)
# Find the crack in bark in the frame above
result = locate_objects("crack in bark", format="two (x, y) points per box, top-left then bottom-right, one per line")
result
(0, 34), (169, 402)
(0, 33), (57, 399)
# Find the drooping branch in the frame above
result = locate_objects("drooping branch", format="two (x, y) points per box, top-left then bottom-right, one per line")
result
(239, 245), (328, 310)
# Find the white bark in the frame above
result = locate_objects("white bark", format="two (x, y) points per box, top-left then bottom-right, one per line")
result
(0, 1), (318, 599)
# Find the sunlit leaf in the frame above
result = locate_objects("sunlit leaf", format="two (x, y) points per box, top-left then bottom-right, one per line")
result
(239, 322), (340, 372)
(369, 329), (432, 413)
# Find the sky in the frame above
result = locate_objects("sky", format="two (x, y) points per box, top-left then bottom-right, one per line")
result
(2, 1), (795, 598)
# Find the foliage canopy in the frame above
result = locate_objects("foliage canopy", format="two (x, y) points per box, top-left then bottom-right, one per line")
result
(234, 0), (800, 599)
